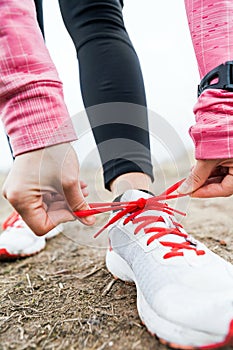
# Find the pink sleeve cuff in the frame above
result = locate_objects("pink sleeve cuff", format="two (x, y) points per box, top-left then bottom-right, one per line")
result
(0, 0), (77, 156)
(190, 89), (233, 159)
(1, 81), (77, 156)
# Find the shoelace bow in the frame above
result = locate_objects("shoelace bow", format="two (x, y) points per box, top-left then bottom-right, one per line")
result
(2, 211), (22, 230)
(74, 179), (205, 259)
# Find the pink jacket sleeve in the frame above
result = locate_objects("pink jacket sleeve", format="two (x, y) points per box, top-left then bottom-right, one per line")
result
(189, 89), (233, 159)
(185, 0), (233, 160)
(0, 0), (77, 156)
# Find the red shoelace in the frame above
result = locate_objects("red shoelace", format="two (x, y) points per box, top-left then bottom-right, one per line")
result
(74, 179), (205, 259)
(2, 211), (22, 230)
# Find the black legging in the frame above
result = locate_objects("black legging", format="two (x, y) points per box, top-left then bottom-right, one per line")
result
(59, 0), (154, 189)
(34, 0), (45, 38)
(32, 0), (154, 189)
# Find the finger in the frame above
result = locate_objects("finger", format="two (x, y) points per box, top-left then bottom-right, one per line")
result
(178, 160), (217, 194)
(82, 188), (89, 198)
(80, 181), (88, 189)
(80, 180), (89, 197)
(191, 173), (233, 198)
(4, 194), (75, 236)
(62, 178), (95, 226)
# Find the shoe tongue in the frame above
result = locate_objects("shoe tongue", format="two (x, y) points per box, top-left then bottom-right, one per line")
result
(119, 189), (152, 202)
(120, 190), (187, 246)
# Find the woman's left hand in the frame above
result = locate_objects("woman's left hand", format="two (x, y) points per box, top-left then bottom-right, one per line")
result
(178, 159), (233, 198)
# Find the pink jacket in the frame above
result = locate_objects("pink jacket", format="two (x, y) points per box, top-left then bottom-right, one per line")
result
(185, 0), (233, 160)
(1, 0), (233, 160)
(0, 0), (77, 156)
(190, 89), (233, 159)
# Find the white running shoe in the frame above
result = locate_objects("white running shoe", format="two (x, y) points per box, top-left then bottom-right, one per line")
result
(0, 211), (62, 260)
(104, 189), (233, 349)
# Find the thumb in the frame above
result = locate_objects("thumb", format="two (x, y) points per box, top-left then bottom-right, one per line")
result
(178, 160), (215, 194)
(73, 197), (96, 226)
(63, 180), (95, 226)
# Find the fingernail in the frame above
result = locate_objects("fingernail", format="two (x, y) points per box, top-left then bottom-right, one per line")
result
(84, 215), (95, 225)
(177, 181), (191, 194)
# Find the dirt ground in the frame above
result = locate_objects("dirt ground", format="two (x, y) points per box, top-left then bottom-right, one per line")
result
(1, 163), (233, 350)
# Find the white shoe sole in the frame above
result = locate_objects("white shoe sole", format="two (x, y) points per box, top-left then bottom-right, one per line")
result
(106, 249), (233, 349)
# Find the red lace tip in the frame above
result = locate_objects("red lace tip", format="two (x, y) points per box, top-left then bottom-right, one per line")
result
(94, 226), (106, 238)
(159, 178), (186, 197)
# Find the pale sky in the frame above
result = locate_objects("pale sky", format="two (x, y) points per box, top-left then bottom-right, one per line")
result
(0, 0), (200, 172)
